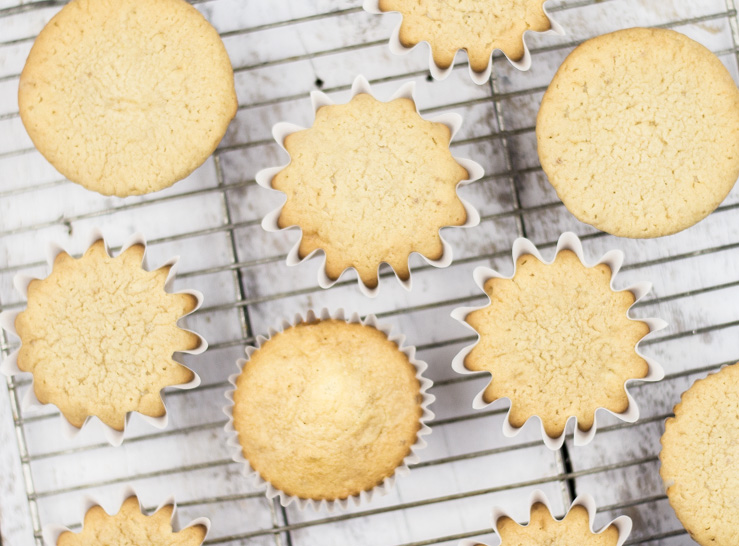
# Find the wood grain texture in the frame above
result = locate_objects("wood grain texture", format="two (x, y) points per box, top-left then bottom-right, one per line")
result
(0, 0), (737, 545)
(0, 381), (35, 546)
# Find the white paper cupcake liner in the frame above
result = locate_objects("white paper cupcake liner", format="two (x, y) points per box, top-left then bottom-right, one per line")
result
(41, 485), (211, 546)
(0, 229), (208, 447)
(255, 74), (484, 298)
(363, 0), (565, 84)
(450, 232), (667, 450)
(223, 308), (436, 511)
(458, 489), (632, 546)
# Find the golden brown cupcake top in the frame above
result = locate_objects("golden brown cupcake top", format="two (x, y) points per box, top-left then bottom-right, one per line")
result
(496, 503), (620, 545)
(537, 28), (739, 238)
(58, 496), (206, 546)
(660, 363), (739, 546)
(232, 319), (423, 501)
(273, 93), (468, 288)
(465, 250), (649, 437)
(15, 241), (200, 430)
(18, 0), (237, 196)
(379, 0), (551, 71)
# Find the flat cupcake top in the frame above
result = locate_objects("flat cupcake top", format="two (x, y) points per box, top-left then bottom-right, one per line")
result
(464, 250), (649, 437)
(232, 320), (422, 501)
(58, 496), (206, 546)
(537, 27), (739, 238)
(660, 363), (739, 546)
(273, 93), (468, 288)
(496, 503), (620, 545)
(15, 241), (200, 430)
(379, 0), (550, 71)
(18, 0), (237, 197)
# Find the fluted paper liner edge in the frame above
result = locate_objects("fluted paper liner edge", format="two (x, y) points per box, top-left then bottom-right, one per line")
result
(363, 0), (565, 83)
(41, 485), (211, 546)
(457, 489), (632, 546)
(450, 232), (667, 450)
(0, 229), (208, 447)
(223, 308), (436, 511)
(255, 74), (483, 298)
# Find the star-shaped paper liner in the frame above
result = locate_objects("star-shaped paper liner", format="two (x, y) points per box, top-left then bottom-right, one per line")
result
(256, 75), (483, 298)
(223, 308), (435, 512)
(42, 487), (210, 546)
(0, 230), (207, 446)
(457, 490), (632, 546)
(364, 0), (564, 84)
(451, 232), (666, 449)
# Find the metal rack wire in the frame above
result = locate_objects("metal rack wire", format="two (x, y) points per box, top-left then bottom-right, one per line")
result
(0, 0), (738, 545)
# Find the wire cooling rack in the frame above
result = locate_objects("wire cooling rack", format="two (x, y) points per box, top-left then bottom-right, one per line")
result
(0, 0), (738, 544)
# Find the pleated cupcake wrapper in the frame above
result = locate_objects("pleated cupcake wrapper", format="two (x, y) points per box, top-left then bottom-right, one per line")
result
(223, 308), (436, 511)
(458, 489), (632, 546)
(450, 232), (667, 450)
(255, 74), (484, 298)
(0, 229), (207, 447)
(363, 0), (565, 84)
(41, 485), (211, 546)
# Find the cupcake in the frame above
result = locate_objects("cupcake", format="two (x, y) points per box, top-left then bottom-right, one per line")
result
(0, 232), (206, 445)
(537, 28), (739, 238)
(365, 0), (563, 82)
(18, 0), (238, 196)
(660, 363), (739, 546)
(451, 232), (665, 448)
(224, 309), (434, 509)
(45, 491), (209, 546)
(470, 490), (632, 546)
(257, 75), (482, 297)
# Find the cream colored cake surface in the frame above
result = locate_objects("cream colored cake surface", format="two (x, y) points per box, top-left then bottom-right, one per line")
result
(15, 241), (200, 430)
(464, 250), (649, 437)
(232, 320), (423, 500)
(18, 0), (238, 197)
(660, 363), (739, 546)
(273, 93), (468, 288)
(379, 0), (550, 71)
(58, 496), (206, 546)
(537, 27), (739, 238)
(496, 503), (619, 545)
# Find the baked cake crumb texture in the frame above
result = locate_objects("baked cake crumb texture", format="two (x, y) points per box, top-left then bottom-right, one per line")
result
(660, 363), (739, 546)
(537, 27), (739, 238)
(379, 0), (550, 71)
(18, 0), (238, 196)
(496, 503), (620, 545)
(273, 93), (468, 288)
(465, 250), (649, 437)
(58, 496), (206, 546)
(15, 241), (200, 431)
(233, 320), (423, 500)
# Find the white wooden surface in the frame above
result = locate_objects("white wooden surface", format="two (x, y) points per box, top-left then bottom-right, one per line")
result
(1, 0), (738, 545)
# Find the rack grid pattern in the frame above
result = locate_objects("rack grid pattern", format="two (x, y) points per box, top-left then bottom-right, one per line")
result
(1, 1), (738, 545)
